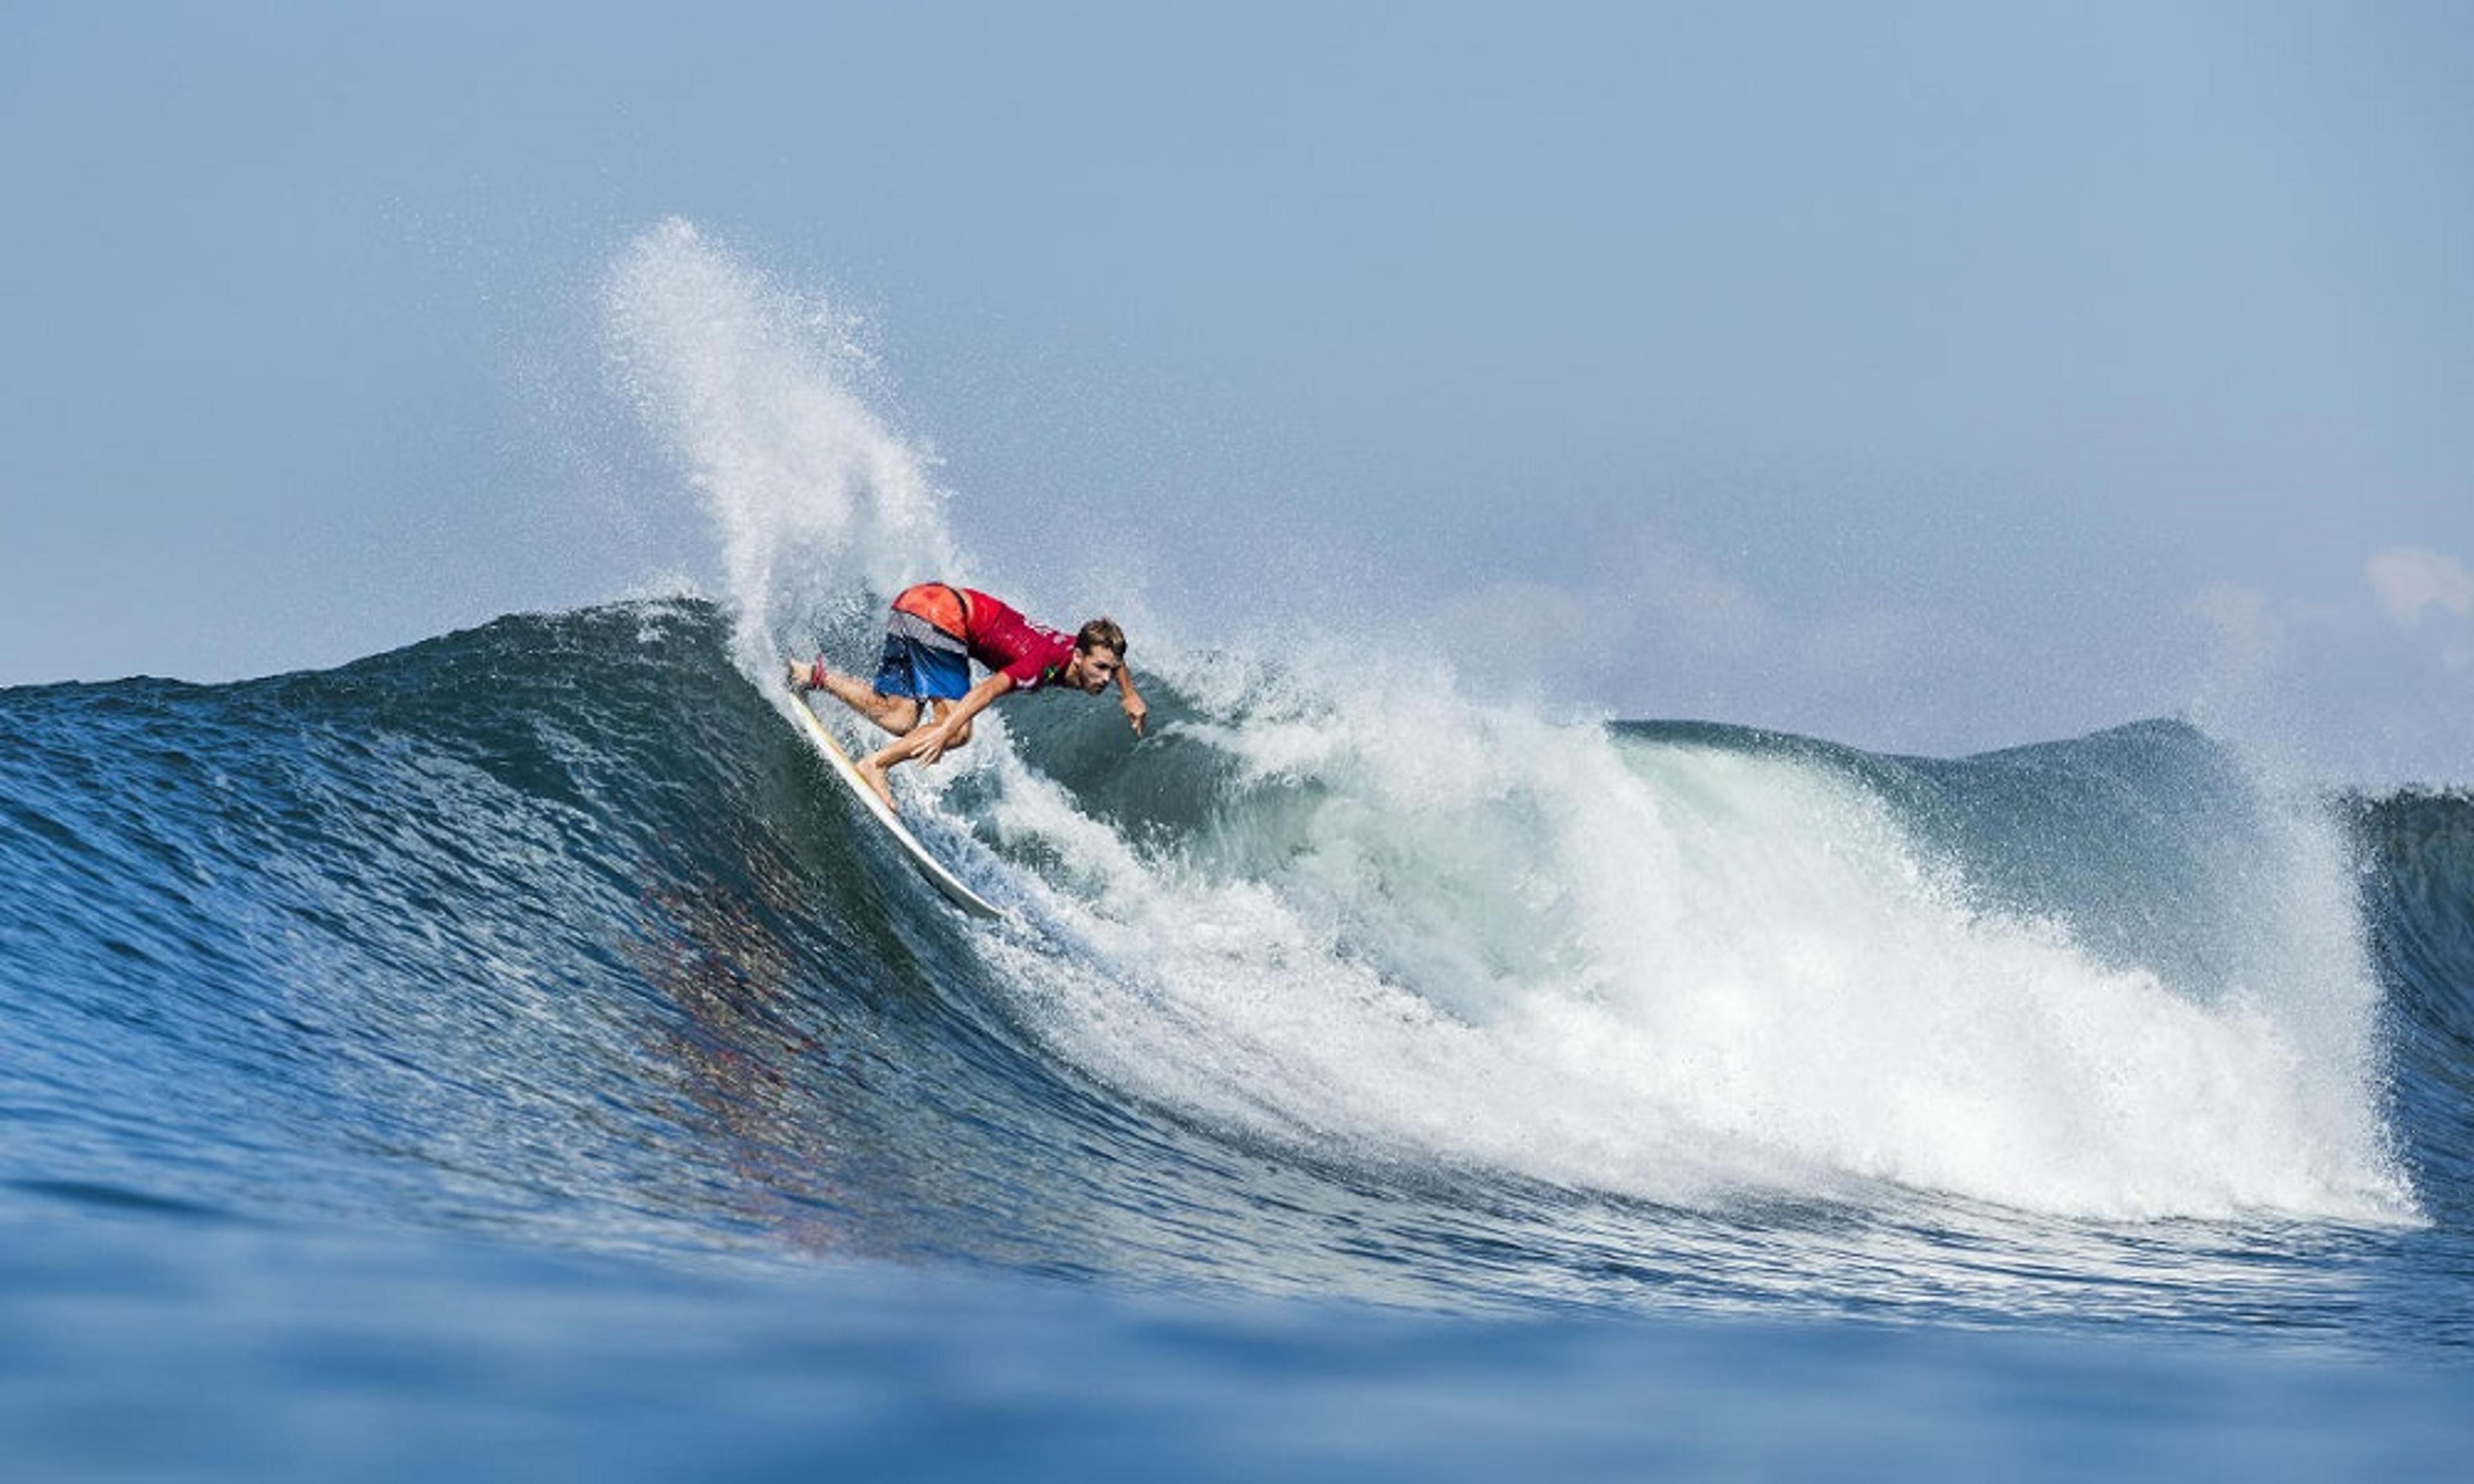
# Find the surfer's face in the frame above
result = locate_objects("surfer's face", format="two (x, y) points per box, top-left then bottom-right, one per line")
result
(1068, 645), (1122, 693)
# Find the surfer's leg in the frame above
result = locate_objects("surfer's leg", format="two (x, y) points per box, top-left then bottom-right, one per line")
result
(820, 669), (920, 736)
(852, 754), (900, 813)
(855, 728), (930, 813)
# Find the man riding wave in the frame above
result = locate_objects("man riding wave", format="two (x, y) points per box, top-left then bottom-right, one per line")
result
(789, 582), (1146, 813)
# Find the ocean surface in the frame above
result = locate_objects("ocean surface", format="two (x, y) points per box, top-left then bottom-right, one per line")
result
(5, 224), (2471, 1476)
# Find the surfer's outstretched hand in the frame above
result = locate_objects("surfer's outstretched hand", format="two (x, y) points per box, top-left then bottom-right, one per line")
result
(1122, 692), (1148, 737)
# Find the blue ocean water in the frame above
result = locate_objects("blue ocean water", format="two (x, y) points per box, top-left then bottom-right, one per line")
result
(3, 600), (2471, 1478)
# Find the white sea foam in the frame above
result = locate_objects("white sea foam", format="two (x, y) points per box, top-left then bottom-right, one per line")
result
(978, 671), (2412, 1223)
(607, 222), (2415, 1226)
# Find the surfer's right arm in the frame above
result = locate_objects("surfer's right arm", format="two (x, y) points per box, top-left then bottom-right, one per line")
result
(904, 672), (1013, 765)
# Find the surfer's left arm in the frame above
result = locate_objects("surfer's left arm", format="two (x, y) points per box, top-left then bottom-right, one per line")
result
(1116, 664), (1148, 737)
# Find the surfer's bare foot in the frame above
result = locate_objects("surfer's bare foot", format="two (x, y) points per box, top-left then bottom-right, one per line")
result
(855, 757), (898, 814)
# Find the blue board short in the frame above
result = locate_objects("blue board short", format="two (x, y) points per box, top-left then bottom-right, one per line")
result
(873, 609), (972, 701)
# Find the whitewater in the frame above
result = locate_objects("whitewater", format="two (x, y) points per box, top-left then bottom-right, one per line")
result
(5, 220), (2473, 1475)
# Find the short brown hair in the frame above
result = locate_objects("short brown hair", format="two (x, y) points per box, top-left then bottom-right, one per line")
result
(1075, 616), (1126, 658)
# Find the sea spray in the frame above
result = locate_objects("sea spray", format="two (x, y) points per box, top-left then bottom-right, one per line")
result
(602, 218), (963, 671)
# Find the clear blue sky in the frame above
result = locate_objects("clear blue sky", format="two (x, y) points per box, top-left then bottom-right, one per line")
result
(3, 2), (2467, 779)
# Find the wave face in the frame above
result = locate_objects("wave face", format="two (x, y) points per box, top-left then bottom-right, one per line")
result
(5, 223), (2468, 1349)
(3, 602), (2467, 1338)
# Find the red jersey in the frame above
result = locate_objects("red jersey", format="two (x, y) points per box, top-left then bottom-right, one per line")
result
(892, 584), (1077, 691)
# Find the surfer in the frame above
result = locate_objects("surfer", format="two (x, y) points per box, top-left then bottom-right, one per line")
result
(788, 582), (1147, 813)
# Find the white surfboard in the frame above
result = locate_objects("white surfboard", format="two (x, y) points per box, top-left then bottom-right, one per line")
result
(783, 686), (1002, 920)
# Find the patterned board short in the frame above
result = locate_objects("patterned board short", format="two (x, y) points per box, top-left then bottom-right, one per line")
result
(872, 608), (972, 701)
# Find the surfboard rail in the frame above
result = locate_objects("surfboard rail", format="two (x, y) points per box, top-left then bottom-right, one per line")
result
(782, 687), (1002, 920)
